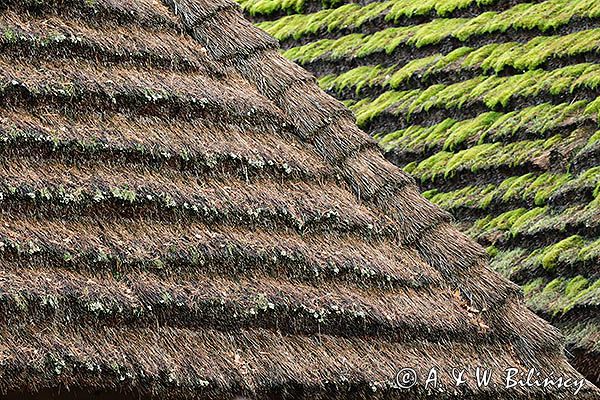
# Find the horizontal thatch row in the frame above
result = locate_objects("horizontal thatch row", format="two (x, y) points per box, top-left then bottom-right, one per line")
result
(490, 239), (600, 285)
(1, 323), (588, 399)
(242, 0), (541, 23)
(278, 0), (600, 64)
(379, 100), (595, 165)
(0, 57), (290, 131)
(524, 277), (599, 322)
(0, 157), (396, 237)
(405, 129), (588, 190)
(0, 214), (442, 290)
(0, 0), (180, 30)
(0, 186), (528, 314)
(0, 262), (486, 342)
(270, 0), (591, 49)
(0, 10), (211, 73)
(424, 169), (599, 224)
(0, 109), (333, 182)
(319, 28), (600, 100)
(470, 200), (600, 250)
(350, 64), (600, 134)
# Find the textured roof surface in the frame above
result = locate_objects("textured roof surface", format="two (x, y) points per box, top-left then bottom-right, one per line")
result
(0, 0), (598, 398)
(242, 0), (600, 385)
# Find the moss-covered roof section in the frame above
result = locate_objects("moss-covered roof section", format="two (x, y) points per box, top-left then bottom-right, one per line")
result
(242, 0), (600, 385)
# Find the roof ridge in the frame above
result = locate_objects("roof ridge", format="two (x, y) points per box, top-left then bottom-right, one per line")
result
(161, 0), (522, 312)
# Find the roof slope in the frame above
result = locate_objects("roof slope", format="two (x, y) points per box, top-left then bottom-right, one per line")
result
(0, 0), (597, 398)
(245, 0), (600, 385)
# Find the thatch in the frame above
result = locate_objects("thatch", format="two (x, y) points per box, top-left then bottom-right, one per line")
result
(0, 0), (598, 399)
(247, 0), (600, 387)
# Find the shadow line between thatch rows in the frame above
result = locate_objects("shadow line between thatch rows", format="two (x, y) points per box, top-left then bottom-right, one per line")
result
(248, 0), (543, 24)
(0, 0), (180, 31)
(382, 118), (598, 170)
(296, 17), (600, 77)
(478, 219), (600, 254)
(363, 86), (600, 136)
(327, 51), (600, 102)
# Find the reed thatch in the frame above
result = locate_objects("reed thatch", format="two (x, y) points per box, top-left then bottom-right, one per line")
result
(0, 0), (598, 399)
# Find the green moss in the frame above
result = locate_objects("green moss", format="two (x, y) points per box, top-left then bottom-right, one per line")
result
(565, 276), (589, 298)
(388, 55), (438, 88)
(402, 161), (417, 174)
(443, 112), (500, 151)
(405, 84), (446, 115)
(110, 186), (136, 203)
(470, 208), (527, 238)
(486, 245), (499, 258)
(3, 28), (16, 43)
(352, 89), (419, 127)
(528, 173), (572, 206)
(239, 0), (305, 17)
(575, 279), (600, 307)
(367, 64), (597, 124)
(443, 142), (499, 176)
(498, 174), (535, 202)
(577, 238), (600, 262)
(525, 277), (566, 316)
(356, 26), (411, 57)
(258, 2), (392, 42)
(509, 207), (547, 237)
(587, 130), (600, 146)
(406, 132), (576, 185)
(282, 0), (600, 64)
(584, 97), (600, 117)
(538, 236), (584, 271)
(377, 118), (460, 154)
(319, 65), (394, 95)
(409, 150), (454, 182)
(488, 247), (527, 278)
(526, 276), (598, 315)
(550, 166), (600, 201)
(386, 0), (482, 22)
(426, 184), (495, 210)
(283, 33), (366, 64)
(542, 276), (563, 292)
(408, 18), (468, 48)
(421, 188), (438, 200)
(523, 278), (545, 297)
(432, 132), (571, 183)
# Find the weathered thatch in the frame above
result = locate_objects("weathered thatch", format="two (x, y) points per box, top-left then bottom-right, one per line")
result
(0, 0), (597, 399)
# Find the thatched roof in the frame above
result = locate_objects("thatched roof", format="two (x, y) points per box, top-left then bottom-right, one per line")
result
(245, 0), (600, 387)
(0, 0), (598, 399)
